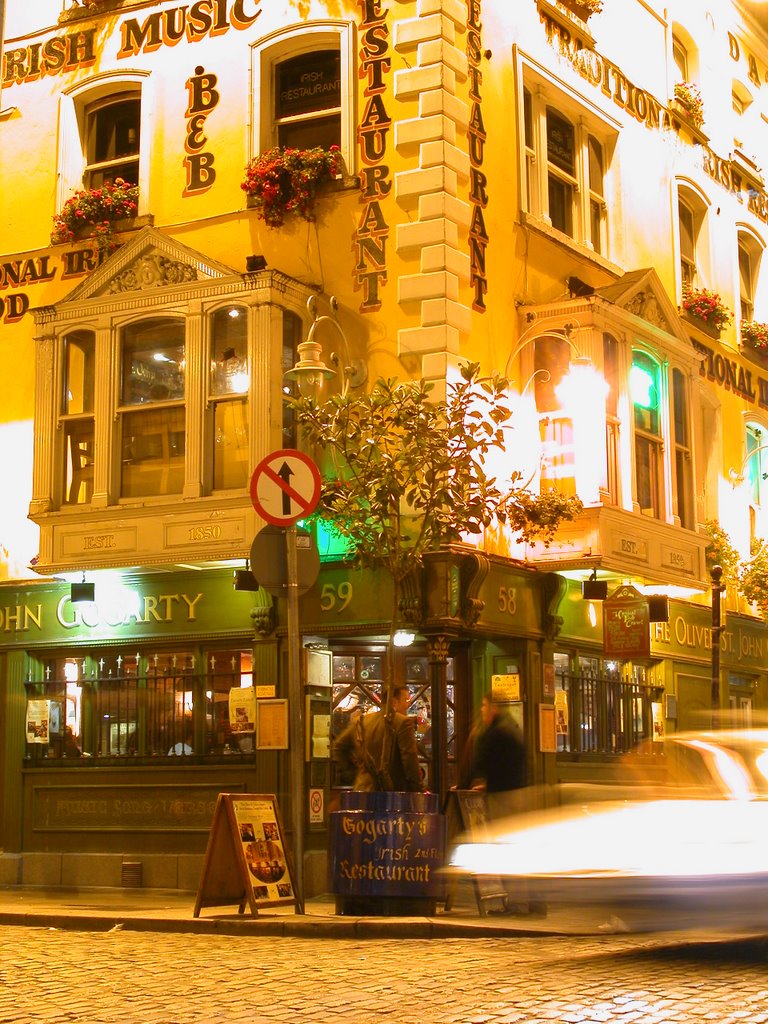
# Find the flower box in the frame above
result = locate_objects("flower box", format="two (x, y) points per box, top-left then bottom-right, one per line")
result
(241, 145), (343, 228)
(51, 179), (140, 255)
(741, 321), (768, 356)
(680, 287), (732, 337)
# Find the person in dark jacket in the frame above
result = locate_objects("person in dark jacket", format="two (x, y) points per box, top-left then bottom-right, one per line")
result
(470, 690), (527, 820)
(335, 684), (424, 792)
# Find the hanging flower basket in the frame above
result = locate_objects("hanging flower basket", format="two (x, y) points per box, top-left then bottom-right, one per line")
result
(681, 286), (732, 335)
(51, 179), (139, 255)
(741, 320), (768, 355)
(673, 82), (705, 129)
(241, 145), (342, 228)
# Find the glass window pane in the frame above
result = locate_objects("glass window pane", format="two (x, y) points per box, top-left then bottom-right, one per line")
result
(546, 110), (575, 175)
(588, 135), (604, 196)
(122, 319), (185, 406)
(64, 421), (94, 505)
(548, 175), (573, 235)
(211, 306), (248, 396)
(121, 406), (185, 497)
(90, 98), (140, 163)
(672, 368), (688, 443)
(64, 331), (95, 414)
(275, 50), (341, 119)
(277, 114), (340, 151)
(213, 398), (248, 491)
(679, 200), (695, 261)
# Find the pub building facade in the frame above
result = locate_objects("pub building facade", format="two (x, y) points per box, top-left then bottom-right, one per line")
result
(0, 0), (767, 894)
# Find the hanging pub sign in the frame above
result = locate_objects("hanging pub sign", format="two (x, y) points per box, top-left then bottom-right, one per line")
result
(603, 584), (650, 660)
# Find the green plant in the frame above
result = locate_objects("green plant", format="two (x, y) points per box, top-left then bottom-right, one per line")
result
(51, 178), (139, 254)
(576, 0), (604, 12)
(241, 145), (342, 228)
(292, 363), (582, 693)
(739, 540), (768, 616)
(741, 320), (768, 353)
(674, 81), (705, 128)
(681, 286), (732, 332)
(702, 520), (740, 587)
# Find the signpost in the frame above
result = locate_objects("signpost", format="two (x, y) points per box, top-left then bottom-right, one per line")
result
(249, 449), (322, 914)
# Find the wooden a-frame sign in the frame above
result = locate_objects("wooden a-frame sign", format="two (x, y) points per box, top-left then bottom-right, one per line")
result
(194, 793), (299, 918)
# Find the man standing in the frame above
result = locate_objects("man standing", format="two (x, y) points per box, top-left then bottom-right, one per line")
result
(470, 690), (527, 819)
(335, 684), (424, 792)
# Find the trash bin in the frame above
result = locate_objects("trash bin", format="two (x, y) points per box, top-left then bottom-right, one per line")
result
(330, 790), (445, 915)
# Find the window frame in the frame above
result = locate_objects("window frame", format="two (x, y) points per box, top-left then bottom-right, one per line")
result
(737, 228), (764, 325)
(521, 75), (615, 257)
(59, 71), (151, 216)
(676, 180), (711, 298)
(251, 22), (355, 171)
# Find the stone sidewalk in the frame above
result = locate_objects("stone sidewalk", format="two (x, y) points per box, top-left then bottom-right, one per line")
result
(0, 883), (759, 944)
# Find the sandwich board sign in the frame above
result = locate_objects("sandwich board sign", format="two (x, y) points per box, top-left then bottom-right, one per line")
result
(194, 793), (298, 918)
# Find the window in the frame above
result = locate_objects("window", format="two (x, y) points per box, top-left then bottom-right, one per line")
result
(534, 335), (576, 496)
(282, 310), (302, 449)
(274, 49), (341, 150)
(603, 333), (620, 505)
(253, 24), (355, 169)
(522, 81), (613, 254)
(119, 319), (186, 499)
(631, 351), (663, 518)
(58, 74), (149, 215)
(210, 306), (249, 492)
(61, 330), (96, 505)
(672, 34), (689, 81)
(672, 368), (694, 529)
(738, 231), (763, 323)
(745, 423), (767, 512)
(677, 183), (709, 293)
(554, 652), (660, 756)
(84, 94), (140, 189)
(25, 646), (254, 761)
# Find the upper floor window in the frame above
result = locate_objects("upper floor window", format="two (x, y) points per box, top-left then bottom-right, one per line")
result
(672, 34), (689, 81)
(275, 49), (341, 150)
(253, 24), (354, 169)
(120, 318), (186, 499)
(62, 330), (96, 506)
(738, 231), (763, 323)
(603, 333), (620, 505)
(677, 183), (709, 294)
(672, 368), (693, 530)
(84, 95), (140, 189)
(58, 75), (149, 217)
(523, 83), (612, 255)
(534, 335), (576, 497)
(210, 306), (249, 492)
(631, 351), (663, 518)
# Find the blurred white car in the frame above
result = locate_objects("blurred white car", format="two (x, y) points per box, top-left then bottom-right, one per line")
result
(447, 729), (768, 929)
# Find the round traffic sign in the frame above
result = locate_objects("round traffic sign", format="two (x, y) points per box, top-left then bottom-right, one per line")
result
(250, 448), (322, 527)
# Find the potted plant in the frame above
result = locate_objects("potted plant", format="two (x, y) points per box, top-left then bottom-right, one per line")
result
(559, 0), (603, 20)
(673, 82), (705, 129)
(681, 286), (732, 335)
(241, 145), (342, 228)
(741, 320), (768, 355)
(51, 178), (139, 255)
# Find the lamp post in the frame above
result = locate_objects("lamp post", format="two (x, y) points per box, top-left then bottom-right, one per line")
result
(710, 564), (724, 727)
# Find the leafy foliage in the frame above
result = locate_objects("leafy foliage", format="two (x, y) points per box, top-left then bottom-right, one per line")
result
(703, 520), (740, 586)
(292, 364), (583, 588)
(741, 320), (768, 353)
(674, 81), (705, 128)
(739, 541), (768, 616)
(51, 178), (139, 254)
(681, 286), (732, 332)
(241, 146), (341, 228)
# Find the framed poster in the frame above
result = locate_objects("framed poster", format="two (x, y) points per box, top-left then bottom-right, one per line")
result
(26, 699), (52, 744)
(538, 704), (557, 753)
(194, 793), (299, 917)
(256, 698), (288, 750)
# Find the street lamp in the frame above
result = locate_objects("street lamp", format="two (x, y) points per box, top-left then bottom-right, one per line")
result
(285, 296), (367, 400)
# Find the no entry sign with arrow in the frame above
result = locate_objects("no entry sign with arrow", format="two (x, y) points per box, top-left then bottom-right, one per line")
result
(249, 449), (322, 527)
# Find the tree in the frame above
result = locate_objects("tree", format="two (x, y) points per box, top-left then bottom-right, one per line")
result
(293, 362), (582, 704)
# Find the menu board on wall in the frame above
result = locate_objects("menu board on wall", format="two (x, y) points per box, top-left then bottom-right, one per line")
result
(194, 794), (297, 918)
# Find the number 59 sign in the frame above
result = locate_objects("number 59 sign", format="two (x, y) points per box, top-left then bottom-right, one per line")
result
(319, 581), (353, 613)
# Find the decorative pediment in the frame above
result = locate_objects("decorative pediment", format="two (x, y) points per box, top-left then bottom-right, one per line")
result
(593, 268), (690, 345)
(55, 227), (241, 307)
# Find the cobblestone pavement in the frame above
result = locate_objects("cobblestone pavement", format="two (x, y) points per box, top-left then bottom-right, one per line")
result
(2, 925), (768, 1024)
